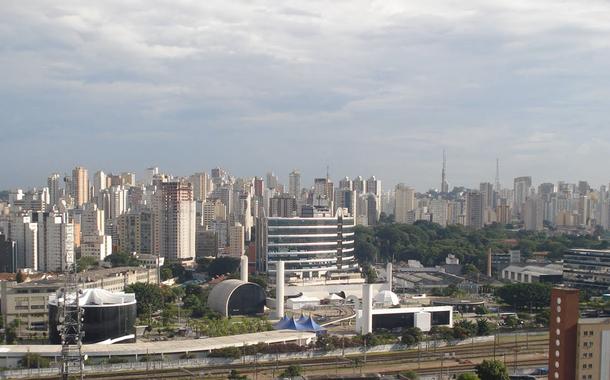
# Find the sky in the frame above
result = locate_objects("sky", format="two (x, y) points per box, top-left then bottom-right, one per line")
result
(2, 0), (610, 192)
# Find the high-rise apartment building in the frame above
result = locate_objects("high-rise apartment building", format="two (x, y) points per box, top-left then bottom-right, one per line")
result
(117, 210), (153, 255)
(93, 170), (107, 197)
(8, 212), (38, 270)
(288, 170), (301, 198)
(523, 197), (544, 231)
(466, 191), (483, 229)
(152, 182), (196, 263)
(428, 199), (448, 227)
(335, 189), (357, 218)
(513, 176), (532, 217)
(269, 194), (298, 217)
(353, 176), (366, 194)
(339, 177), (353, 191)
(228, 223), (245, 257)
(47, 173), (62, 207)
(189, 172), (213, 202)
(202, 198), (227, 228)
(72, 166), (89, 207)
(0, 234), (17, 273)
(35, 212), (74, 272)
(394, 184), (416, 224)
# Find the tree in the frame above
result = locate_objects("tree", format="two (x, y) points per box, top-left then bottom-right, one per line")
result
(228, 369), (248, 380)
(16, 271), (26, 283)
(401, 327), (423, 346)
(76, 256), (98, 272)
(280, 364), (302, 377)
(18, 353), (50, 368)
(457, 373), (480, 380)
(125, 283), (164, 316)
(207, 257), (240, 277)
(363, 264), (377, 283)
(475, 360), (509, 380)
(401, 370), (419, 380)
(160, 267), (173, 281)
(104, 252), (139, 267)
(453, 320), (477, 339)
(495, 283), (551, 310)
(475, 305), (489, 316)
(476, 318), (493, 336)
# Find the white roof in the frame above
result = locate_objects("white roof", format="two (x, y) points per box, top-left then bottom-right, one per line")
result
(325, 294), (343, 300)
(374, 290), (399, 306)
(287, 295), (320, 302)
(49, 288), (135, 307)
(0, 330), (317, 357)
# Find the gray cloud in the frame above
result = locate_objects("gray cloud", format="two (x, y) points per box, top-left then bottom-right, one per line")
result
(2, 0), (610, 190)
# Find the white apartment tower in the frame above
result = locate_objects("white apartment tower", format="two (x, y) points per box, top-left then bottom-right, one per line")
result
(153, 182), (196, 263)
(36, 212), (74, 272)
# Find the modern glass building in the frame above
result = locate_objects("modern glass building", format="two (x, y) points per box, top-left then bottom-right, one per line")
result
(256, 207), (359, 283)
(563, 248), (610, 293)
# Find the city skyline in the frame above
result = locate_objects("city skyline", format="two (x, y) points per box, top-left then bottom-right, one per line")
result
(3, 1), (610, 189)
(4, 160), (610, 194)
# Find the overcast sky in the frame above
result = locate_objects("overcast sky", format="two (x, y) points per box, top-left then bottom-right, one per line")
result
(2, 0), (610, 192)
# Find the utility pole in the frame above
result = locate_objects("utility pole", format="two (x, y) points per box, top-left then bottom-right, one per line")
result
(58, 263), (84, 380)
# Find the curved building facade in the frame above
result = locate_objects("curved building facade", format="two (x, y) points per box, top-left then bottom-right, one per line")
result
(49, 288), (137, 344)
(207, 279), (266, 317)
(257, 207), (359, 282)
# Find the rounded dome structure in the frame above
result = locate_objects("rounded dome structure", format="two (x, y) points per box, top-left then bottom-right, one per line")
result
(374, 290), (400, 306)
(207, 279), (266, 317)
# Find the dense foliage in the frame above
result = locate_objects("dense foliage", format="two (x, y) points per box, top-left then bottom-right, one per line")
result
(104, 252), (140, 267)
(495, 282), (551, 310)
(125, 282), (177, 317)
(475, 359), (509, 380)
(355, 220), (607, 268)
(457, 373), (480, 380)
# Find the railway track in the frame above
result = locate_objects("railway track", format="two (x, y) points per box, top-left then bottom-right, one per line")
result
(39, 338), (548, 380)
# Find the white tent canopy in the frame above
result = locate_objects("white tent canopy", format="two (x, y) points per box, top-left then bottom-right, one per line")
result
(286, 295), (320, 310)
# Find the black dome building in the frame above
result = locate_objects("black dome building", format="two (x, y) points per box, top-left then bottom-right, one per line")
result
(207, 279), (266, 317)
(49, 288), (137, 344)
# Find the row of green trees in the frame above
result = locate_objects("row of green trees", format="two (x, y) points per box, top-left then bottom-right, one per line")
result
(355, 220), (608, 269)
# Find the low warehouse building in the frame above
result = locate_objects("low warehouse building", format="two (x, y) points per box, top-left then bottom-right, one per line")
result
(356, 306), (453, 333)
(207, 279), (266, 317)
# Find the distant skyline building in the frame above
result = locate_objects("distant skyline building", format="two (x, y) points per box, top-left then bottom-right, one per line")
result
(441, 150), (449, 193)
(394, 184), (416, 224)
(72, 166), (89, 207)
(288, 170), (301, 198)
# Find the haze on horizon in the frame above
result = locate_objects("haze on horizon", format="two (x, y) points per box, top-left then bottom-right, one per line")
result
(2, 0), (610, 191)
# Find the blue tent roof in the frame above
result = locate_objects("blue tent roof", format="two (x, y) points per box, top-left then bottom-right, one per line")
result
(275, 315), (325, 331)
(273, 316), (292, 329)
(301, 316), (325, 331)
